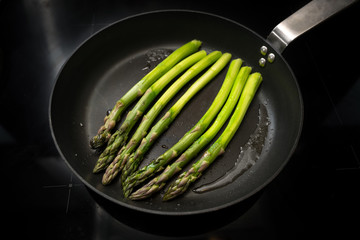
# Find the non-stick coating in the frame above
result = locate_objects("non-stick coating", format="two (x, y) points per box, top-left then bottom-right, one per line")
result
(50, 10), (303, 215)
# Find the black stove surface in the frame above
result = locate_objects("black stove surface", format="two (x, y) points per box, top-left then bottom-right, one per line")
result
(1, 0), (359, 239)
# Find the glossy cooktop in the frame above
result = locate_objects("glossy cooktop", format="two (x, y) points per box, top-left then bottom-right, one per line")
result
(1, 0), (359, 239)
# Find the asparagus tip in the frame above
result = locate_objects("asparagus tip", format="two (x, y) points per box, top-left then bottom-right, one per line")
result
(90, 132), (110, 149)
(92, 164), (103, 173)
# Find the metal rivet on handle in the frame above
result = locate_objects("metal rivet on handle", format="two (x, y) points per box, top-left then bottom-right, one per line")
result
(267, 53), (275, 63)
(259, 58), (266, 67)
(260, 46), (268, 56)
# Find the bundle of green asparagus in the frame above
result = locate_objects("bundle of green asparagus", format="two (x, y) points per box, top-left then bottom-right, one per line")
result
(123, 60), (248, 197)
(100, 51), (227, 179)
(128, 65), (252, 200)
(119, 53), (232, 184)
(89, 40), (263, 201)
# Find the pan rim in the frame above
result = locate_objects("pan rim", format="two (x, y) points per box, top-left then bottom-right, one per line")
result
(49, 9), (304, 216)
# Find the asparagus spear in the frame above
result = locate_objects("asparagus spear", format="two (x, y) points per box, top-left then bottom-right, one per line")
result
(101, 51), (223, 182)
(92, 50), (207, 173)
(120, 53), (232, 188)
(162, 72), (263, 201)
(123, 59), (245, 197)
(129, 66), (252, 200)
(90, 40), (202, 149)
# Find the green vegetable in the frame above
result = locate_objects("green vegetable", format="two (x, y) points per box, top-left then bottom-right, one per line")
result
(123, 59), (246, 197)
(120, 53), (232, 188)
(162, 72), (263, 201)
(129, 66), (252, 200)
(101, 51), (223, 183)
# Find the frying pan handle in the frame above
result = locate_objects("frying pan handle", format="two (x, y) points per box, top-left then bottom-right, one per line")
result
(266, 0), (357, 53)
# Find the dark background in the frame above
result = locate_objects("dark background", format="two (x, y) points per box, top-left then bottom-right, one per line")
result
(1, 0), (359, 239)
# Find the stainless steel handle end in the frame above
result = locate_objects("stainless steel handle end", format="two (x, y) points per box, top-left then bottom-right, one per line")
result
(266, 0), (358, 53)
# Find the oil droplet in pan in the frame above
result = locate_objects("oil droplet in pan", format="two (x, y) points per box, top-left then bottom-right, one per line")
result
(193, 104), (270, 193)
(142, 48), (173, 71)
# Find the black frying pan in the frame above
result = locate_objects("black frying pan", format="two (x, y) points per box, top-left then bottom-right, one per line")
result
(49, 0), (354, 215)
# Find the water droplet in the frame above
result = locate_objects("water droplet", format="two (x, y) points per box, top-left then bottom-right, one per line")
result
(142, 66), (150, 71)
(144, 48), (173, 70)
(79, 123), (83, 127)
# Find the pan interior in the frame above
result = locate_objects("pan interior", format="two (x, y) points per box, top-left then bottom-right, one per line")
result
(50, 10), (302, 215)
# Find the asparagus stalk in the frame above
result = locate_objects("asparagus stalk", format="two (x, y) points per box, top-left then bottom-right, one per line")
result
(123, 59), (245, 197)
(92, 51), (207, 173)
(120, 53), (232, 189)
(129, 66), (252, 200)
(162, 72), (263, 201)
(90, 40), (202, 149)
(101, 51), (223, 182)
